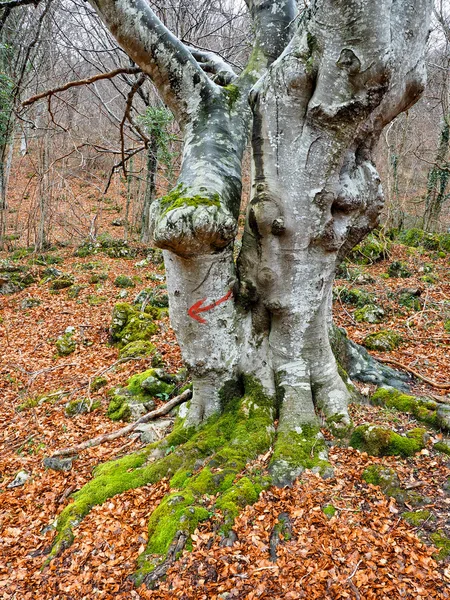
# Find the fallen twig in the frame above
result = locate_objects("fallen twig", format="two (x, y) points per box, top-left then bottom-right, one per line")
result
(373, 356), (450, 390)
(50, 389), (192, 457)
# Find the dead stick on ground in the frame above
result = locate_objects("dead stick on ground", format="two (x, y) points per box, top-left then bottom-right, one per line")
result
(50, 389), (192, 458)
(374, 356), (450, 390)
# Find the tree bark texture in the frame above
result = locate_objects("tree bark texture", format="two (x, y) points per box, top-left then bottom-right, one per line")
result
(90, 0), (432, 483)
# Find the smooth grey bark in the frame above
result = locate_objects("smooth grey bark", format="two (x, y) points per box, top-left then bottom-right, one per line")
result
(89, 0), (432, 482)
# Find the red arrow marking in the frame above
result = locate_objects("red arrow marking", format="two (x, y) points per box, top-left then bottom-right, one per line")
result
(188, 289), (233, 324)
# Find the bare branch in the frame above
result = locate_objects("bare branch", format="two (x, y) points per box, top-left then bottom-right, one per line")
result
(88, 0), (216, 124)
(21, 66), (142, 108)
(50, 388), (192, 457)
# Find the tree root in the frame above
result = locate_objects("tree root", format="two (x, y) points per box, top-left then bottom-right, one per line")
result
(330, 326), (411, 392)
(47, 375), (357, 588)
(50, 389), (192, 458)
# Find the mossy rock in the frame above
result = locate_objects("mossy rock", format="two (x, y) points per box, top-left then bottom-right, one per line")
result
(119, 340), (157, 360)
(434, 440), (450, 455)
(430, 530), (450, 560)
(89, 273), (108, 284)
(363, 330), (401, 352)
(110, 302), (158, 347)
(397, 291), (422, 310)
(402, 510), (434, 527)
(398, 228), (441, 251)
(67, 285), (83, 299)
(65, 399), (100, 417)
(349, 233), (391, 264)
(354, 304), (385, 324)
(90, 376), (108, 392)
(371, 388), (444, 430)
(20, 297), (41, 309)
(350, 424), (425, 457)
(50, 277), (74, 290)
(387, 260), (411, 278)
(361, 464), (424, 506)
(107, 368), (176, 421)
(134, 286), (169, 309)
(55, 332), (76, 356)
(114, 275), (135, 288)
(334, 286), (375, 307)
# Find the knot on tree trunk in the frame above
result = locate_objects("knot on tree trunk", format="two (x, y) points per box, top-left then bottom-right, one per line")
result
(150, 186), (237, 257)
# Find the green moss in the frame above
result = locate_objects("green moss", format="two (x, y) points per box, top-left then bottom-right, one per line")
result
(110, 302), (158, 347)
(402, 510), (433, 527)
(387, 261), (411, 278)
(350, 424), (424, 457)
(119, 340), (156, 359)
(334, 286), (374, 307)
(269, 425), (330, 487)
(322, 504), (337, 518)
(350, 234), (391, 264)
(224, 83), (240, 108)
(363, 330), (401, 352)
(90, 376), (108, 392)
(434, 441), (450, 455)
(326, 413), (354, 439)
(55, 332), (76, 356)
(397, 292), (421, 310)
(159, 184), (220, 216)
(50, 277), (73, 290)
(354, 304), (385, 324)
(51, 375), (276, 583)
(107, 393), (132, 421)
(114, 275), (135, 288)
(371, 388), (441, 430)
(430, 530), (450, 560)
(65, 399), (100, 417)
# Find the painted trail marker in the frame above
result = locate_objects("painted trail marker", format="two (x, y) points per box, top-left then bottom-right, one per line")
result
(188, 290), (233, 324)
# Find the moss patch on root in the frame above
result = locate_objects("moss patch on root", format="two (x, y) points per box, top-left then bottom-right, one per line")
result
(402, 510), (433, 527)
(350, 424), (426, 457)
(361, 464), (424, 506)
(371, 388), (445, 431)
(50, 376), (276, 584)
(269, 425), (331, 487)
(430, 530), (450, 560)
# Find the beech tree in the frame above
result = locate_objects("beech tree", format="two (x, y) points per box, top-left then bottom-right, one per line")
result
(85, 0), (431, 482)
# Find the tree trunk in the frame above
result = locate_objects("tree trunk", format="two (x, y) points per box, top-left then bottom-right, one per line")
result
(423, 116), (450, 232)
(89, 0), (432, 485)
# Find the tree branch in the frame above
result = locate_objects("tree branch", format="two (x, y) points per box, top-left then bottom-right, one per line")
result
(21, 67), (142, 108)
(185, 45), (237, 85)
(88, 0), (216, 124)
(50, 388), (192, 458)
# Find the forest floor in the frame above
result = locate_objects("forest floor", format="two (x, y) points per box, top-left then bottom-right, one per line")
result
(0, 234), (450, 599)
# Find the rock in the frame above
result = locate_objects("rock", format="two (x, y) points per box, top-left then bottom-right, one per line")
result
(354, 304), (385, 324)
(135, 420), (173, 443)
(7, 470), (31, 488)
(387, 260), (411, 278)
(437, 405), (450, 430)
(117, 290), (128, 299)
(21, 297), (41, 309)
(112, 218), (124, 226)
(50, 276), (74, 290)
(334, 286), (374, 307)
(350, 424), (426, 457)
(434, 440), (450, 456)
(43, 457), (73, 472)
(114, 275), (135, 288)
(55, 332), (76, 356)
(363, 330), (401, 352)
(119, 340), (157, 360)
(110, 302), (158, 347)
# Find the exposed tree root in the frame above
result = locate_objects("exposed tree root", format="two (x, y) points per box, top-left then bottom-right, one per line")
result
(51, 389), (192, 458)
(373, 356), (450, 390)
